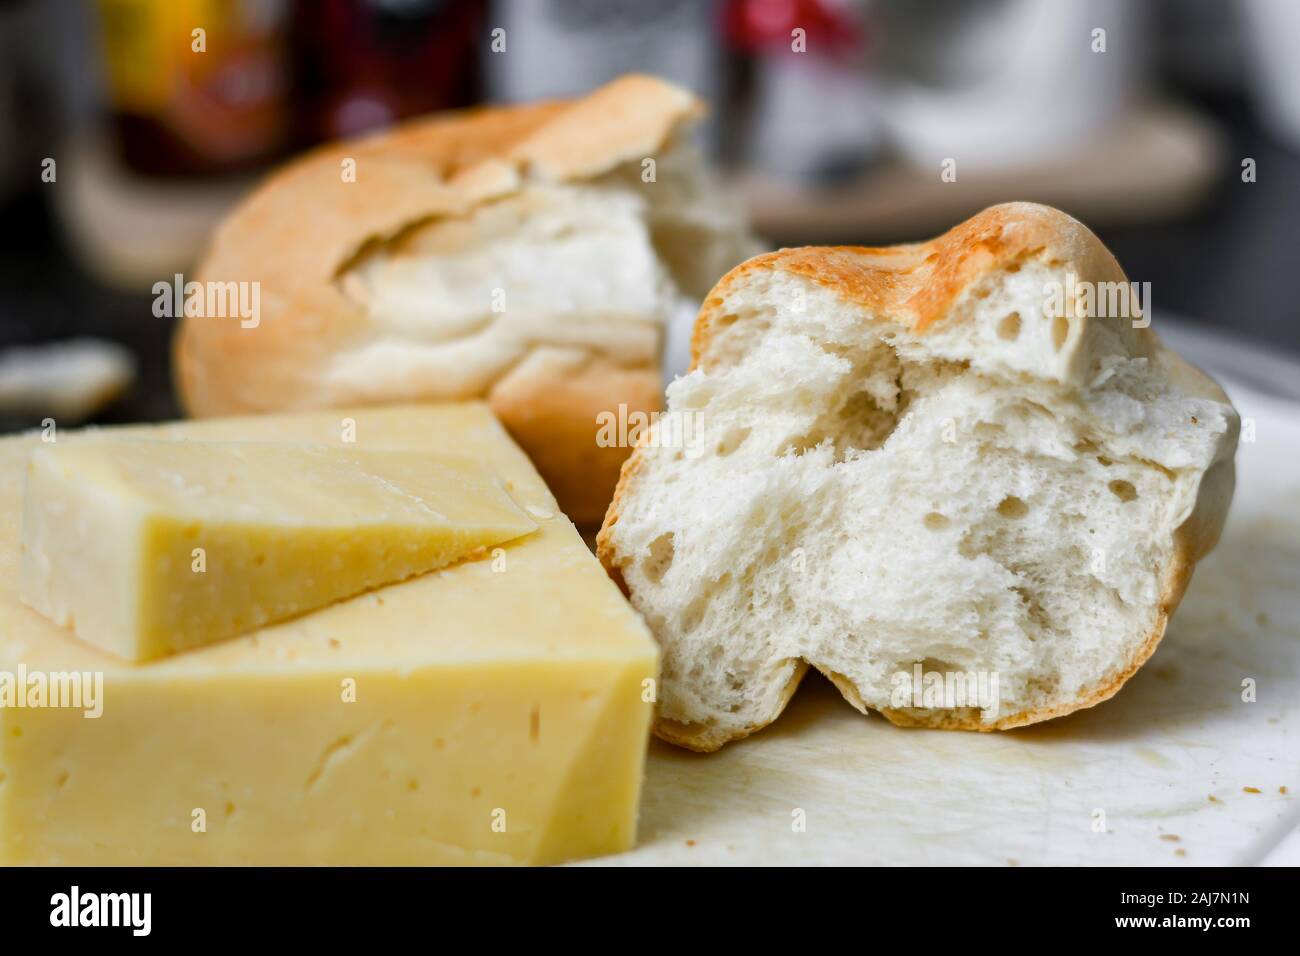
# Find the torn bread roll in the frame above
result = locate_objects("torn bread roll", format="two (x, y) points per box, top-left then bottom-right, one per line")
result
(598, 202), (1239, 751)
(175, 74), (758, 525)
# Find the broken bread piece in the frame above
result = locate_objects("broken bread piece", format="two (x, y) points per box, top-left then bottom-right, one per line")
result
(175, 74), (759, 526)
(598, 202), (1239, 751)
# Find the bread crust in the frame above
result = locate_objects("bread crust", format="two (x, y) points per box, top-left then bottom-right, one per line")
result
(175, 74), (702, 525)
(599, 202), (1237, 750)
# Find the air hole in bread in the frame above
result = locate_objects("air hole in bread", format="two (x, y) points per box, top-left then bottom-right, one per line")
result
(1025, 672), (1062, 699)
(783, 385), (904, 460)
(1108, 479), (1138, 502)
(1051, 316), (1070, 351)
(643, 532), (675, 584)
(917, 657), (962, 676)
(997, 312), (1022, 341)
(923, 512), (951, 531)
(702, 311), (770, 369)
(680, 592), (708, 632)
(716, 428), (750, 456)
(997, 496), (1029, 518)
(783, 345), (908, 461)
(1011, 588), (1046, 641)
(1142, 458), (1178, 481)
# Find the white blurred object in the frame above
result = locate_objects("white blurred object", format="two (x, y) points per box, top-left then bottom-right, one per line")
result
(748, 55), (884, 182)
(55, 138), (253, 290)
(878, 0), (1144, 171)
(1240, 0), (1300, 151)
(0, 339), (135, 422)
(486, 0), (721, 140)
(740, 0), (883, 181)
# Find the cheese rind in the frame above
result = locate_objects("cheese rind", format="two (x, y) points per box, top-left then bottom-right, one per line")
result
(19, 441), (537, 661)
(0, 405), (658, 865)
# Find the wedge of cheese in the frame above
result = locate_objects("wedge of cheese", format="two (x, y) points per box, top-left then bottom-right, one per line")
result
(0, 404), (658, 865)
(20, 440), (537, 661)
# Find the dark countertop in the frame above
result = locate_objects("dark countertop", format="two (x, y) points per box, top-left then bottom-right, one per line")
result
(0, 187), (180, 431)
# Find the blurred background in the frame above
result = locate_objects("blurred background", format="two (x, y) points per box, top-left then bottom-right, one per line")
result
(1, 0), (1298, 429)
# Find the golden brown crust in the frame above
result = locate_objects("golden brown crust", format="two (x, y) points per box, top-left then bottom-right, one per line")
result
(175, 74), (701, 525)
(689, 201), (1145, 369)
(599, 201), (1237, 749)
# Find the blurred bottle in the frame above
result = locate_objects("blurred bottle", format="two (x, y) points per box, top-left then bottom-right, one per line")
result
(290, 0), (484, 146)
(722, 0), (881, 182)
(96, 0), (290, 178)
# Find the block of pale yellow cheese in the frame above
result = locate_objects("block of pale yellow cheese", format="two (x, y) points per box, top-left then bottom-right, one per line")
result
(0, 404), (658, 865)
(20, 440), (538, 661)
